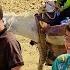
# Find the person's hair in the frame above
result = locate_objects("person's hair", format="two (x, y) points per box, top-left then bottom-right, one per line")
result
(65, 25), (70, 32)
(0, 5), (3, 20)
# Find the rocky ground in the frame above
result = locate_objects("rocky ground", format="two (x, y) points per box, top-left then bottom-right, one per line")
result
(0, 0), (45, 15)
(0, 0), (51, 70)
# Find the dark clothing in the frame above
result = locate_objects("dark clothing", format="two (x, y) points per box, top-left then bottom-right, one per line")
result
(42, 7), (70, 26)
(0, 28), (24, 70)
(53, 7), (70, 25)
(36, 12), (59, 26)
(61, 7), (70, 17)
(43, 12), (58, 26)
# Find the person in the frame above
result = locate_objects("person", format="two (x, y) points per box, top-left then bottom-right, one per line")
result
(40, 0), (70, 26)
(0, 5), (24, 70)
(38, 0), (59, 26)
(52, 24), (70, 70)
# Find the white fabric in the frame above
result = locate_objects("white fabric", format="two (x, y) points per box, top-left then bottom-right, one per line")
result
(45, 0), (55, 12)
(3, 17), (6, 25)
(4, 13), (38, 42)
(61, 17), (70, 25)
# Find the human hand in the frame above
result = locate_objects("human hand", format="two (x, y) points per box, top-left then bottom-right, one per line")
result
(39, 21), (49, 33)
(39, 21), (48, 28)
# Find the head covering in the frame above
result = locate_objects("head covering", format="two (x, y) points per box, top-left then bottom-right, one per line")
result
(45, 0), (55, 12)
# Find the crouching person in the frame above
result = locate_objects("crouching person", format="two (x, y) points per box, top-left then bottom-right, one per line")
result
(0, 5), (24, 70)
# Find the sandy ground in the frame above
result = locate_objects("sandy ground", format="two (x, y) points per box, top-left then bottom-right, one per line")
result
(0, 0), (51, 70)
(16, 35), (51, 70)
(0, 0), (45, 15)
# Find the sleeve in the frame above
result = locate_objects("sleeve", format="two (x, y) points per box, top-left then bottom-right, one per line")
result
(6, 39), (24, 69)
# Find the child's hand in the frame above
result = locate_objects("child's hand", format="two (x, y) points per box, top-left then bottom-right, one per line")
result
(39, 21), (48, 28)
(39, 21), (49, 33)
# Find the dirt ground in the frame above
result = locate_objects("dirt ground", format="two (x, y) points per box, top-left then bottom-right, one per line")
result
(0, 0), (51, 70)
(0, 0), (45, 15)
(16, 35), (51, 70)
